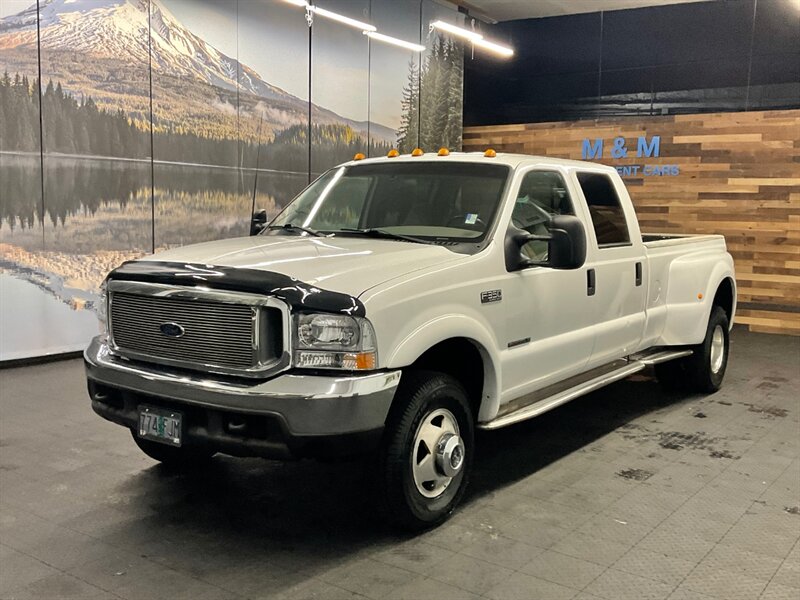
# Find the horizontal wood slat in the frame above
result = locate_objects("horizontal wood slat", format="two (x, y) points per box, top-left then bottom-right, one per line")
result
(464, 109), (800, 335)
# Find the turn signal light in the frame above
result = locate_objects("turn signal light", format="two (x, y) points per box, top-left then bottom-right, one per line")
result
(484, 148), (497, 158)
(438, 147), (450, 156)
(387, 149), (399, 157)
(350, 351), (377, 370)
(411, 148), (424, 157)
(353, 152), (366, 161)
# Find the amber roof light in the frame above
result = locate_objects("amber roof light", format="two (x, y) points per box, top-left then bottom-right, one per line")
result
(411, 148), (424, 157)
(353, 152), (366, 161)
(387, 149), (400, 157)
(438, 147), (450, 156)
(484, 148), (497, 158)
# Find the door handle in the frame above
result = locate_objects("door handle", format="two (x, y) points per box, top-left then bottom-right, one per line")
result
(587, 268), (596, 296)
(635, 262), (643, 287)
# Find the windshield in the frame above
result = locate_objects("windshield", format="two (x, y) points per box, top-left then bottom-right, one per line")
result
(268, 162), (510, 242)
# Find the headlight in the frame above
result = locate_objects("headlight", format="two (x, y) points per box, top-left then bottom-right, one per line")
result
(293, 313), (377, 370)
(97, 279), (108, 336)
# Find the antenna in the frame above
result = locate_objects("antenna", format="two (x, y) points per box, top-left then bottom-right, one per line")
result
(250, 110), (266, 220)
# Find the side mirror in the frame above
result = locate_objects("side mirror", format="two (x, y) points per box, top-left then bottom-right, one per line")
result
(505, 215), (587, 272)
(250, 209), (267, 236)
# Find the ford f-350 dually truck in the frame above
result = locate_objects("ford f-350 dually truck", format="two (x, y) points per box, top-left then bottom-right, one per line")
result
(85, 151), (736, 529)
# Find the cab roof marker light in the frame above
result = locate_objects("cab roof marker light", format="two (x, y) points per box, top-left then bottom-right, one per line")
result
(411, 148), (424, 156)
(474, 38), (514, 57)
(431, 20), (483, 41)
(438, 147), (450, 156)
(387, 149), (400, 157)
(353, 152), (366, 160)
(311, 5), (376, 32)
(484, 148), (497, 157)
(365, 31), (426, 52)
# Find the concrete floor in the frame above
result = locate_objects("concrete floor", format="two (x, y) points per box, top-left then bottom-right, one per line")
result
(0, 328), (798, 600)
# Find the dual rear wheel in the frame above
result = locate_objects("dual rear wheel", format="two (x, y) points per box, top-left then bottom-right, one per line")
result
(655, 306), (730, 393)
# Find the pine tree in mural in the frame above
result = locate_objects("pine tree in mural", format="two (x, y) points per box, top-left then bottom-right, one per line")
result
(397, 35), (463, 152)
(0, 72), (40, 153)
(397, 59), (420, 153)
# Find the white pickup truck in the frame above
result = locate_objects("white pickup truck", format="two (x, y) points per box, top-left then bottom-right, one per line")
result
(85, 151), (736, 529)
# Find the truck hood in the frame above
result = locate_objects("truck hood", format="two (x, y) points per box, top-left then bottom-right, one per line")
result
(145, 235), (464, 297)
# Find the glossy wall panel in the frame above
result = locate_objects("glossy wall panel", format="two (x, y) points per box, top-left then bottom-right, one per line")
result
(465, 0), (800, 125)
(0, 0), (47, 360)
(0, 0), (465, 360)
(310, 0), (371, 174)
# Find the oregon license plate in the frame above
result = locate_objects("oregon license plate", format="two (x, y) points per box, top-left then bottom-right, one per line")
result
(138, 406), (182, 446)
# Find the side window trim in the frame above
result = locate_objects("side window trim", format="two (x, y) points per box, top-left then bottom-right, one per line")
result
(574, 170), (633, 249)
(512, 168), (576, 218)
(510, 168), (577, 262)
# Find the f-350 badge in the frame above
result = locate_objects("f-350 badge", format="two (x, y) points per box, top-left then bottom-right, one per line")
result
(480, 290), (502, 304)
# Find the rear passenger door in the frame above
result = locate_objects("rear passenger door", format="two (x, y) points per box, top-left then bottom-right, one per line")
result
(574, 171), (647, 367)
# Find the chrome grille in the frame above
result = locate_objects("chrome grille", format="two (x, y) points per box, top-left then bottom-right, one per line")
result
(109, 290), (281, 374)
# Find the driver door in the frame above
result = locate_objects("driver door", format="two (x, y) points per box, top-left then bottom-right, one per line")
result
(501, 168), (596, 402)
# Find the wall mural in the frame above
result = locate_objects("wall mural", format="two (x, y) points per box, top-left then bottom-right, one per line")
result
(0, 0), (464, 360)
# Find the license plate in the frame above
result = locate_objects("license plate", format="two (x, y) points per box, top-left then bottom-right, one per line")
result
(138, 406), (182, 447)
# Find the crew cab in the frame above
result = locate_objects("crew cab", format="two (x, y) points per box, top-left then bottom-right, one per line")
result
(85, 151), (736, 529)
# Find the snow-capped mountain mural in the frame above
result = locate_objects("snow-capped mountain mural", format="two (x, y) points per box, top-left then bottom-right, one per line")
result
(0, 0), (464, 360)
(0, 0), (395, 143)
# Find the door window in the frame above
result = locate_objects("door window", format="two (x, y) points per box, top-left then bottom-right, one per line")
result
(576, 172), (631, 247)
(511, 170), (574, 260)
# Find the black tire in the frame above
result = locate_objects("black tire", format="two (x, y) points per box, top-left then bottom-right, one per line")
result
(377, 370), (474, 531)
(131, 430), (215, 467)
(684, 306), (730, 393)
(655, 306), (729, 394)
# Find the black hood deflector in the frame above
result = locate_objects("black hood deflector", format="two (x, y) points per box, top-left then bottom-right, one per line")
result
(108, 261), (366, 317)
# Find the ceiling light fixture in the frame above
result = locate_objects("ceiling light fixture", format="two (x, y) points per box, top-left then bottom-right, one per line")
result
(430, 20), (514, 58)
(473, 38), (514, 57)
(311, 5), (376, 32)
(430, 20), (483, 41)
(365, 31), (426, 52)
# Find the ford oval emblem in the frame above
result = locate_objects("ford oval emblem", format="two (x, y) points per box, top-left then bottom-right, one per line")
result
(159, 322), (185, 338)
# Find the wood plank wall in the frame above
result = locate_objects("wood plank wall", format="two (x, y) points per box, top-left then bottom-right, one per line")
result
(463, 109), (800, 335)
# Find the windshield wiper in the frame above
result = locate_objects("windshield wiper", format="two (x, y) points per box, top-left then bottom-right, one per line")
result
(338, 228), (431, 244)
(266, 224), (327, 237)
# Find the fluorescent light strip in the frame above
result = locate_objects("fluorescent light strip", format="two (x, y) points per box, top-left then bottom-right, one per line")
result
(365, 31), (425, 52)
(311, 5), (376, 32)
(474, 38), (514, 57)
(430, 19), (483, 41)
(431, 19), (514, 58)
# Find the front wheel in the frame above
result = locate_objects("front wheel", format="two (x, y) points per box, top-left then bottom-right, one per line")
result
(377, 371), (474, 531)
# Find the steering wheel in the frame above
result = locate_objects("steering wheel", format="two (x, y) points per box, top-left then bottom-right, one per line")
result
(446, 214), (486, 229)
(513, 201), (552, 231)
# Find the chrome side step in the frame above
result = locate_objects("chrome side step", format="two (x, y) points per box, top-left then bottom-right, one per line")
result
(479, 348), (693, 431)
(633, 348), (692, 365)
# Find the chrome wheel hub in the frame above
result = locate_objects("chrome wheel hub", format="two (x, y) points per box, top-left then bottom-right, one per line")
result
(411, 408), (463, 498)
(710, 325), (725, 374)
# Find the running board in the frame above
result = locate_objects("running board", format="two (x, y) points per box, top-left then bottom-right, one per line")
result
(479, 348), (693, 431)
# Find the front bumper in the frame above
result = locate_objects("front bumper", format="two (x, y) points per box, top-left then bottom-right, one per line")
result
(84, 336), (400, 459)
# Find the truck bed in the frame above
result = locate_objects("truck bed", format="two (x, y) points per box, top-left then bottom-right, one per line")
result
(642, 232), (726, 247)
